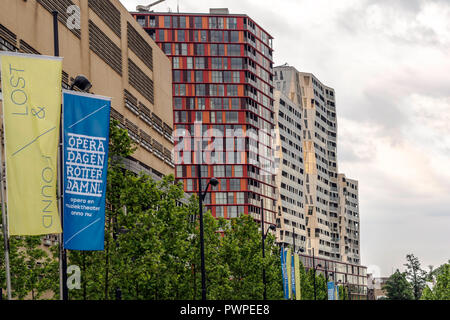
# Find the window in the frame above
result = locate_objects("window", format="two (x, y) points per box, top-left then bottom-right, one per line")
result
(228, 17), (237, 29)
(211, 31), (222, 42)
(196, 84), (206, 96)
(216, 206), (224, 218)
(223, 71), (232, 83)
(234, 165), (243, 177)
(217, 18), (224, 29)
(186, 179), (193, 191)
(228, 192), (234, 204)
(227, 85), (238, 96)
(181, 43), (188, 55)
(136, 16), (146, 27)
(177, 30), (185, 41)
(209, 17), (217, 29)
(180, 17), (186, 28)
(163, 43), (171, 54)
(174, 97), (182, 109)
(211, 44), (225, 56)
(214, 165), (225, 177)
(195, 71), (203, 82)
(226, 111), (238, 123)
(212, 71), (222, 83)
(211, 98), (222, 109)
(194, 17), (202, 29)
(210, 84), (224, 96)
(179, 84), (186, 96)
(230, 179), (240, 190)
(195, 57), (205, 69)
(228, 44), (241, 56)
(197, 98), (206, 110)
(231, 98), (240, 109)
(231, 58), (242, 70)
(212, 58), (221, 69)
(186, 57), (193, 69)
(195, 43), (205, 55)
(176, 166), (183, 177)
(201, 30), (207, 42)
(158, 30), (165, 41)
(216, 192), (227, 204)
(216, 111), (222, 123)
(173, 70), (181, 82)
(164, 16), (171, 28)
(233, 72), (240, 83)
(172, 57), (180, 69)
(230, 31), (239, 43)
(223, 98), (230, 109)
(236, 192), (244, 204)
(228, 206), (238, 218)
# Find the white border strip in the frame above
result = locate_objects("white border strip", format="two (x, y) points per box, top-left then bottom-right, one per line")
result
(0, 51), (63, 61)
(62, 89), (112, 102)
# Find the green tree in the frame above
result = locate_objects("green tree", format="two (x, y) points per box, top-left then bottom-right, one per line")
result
(420, 285), (434, 300)
(404, 254), (427, 300)
(383, 269), (414, 300)
(420, 263), (450, 300)
(0, 234), (57, 299)
(338, 284), (349, 300)
(220, 214), (282, 300)
(298, 260), (313, 300)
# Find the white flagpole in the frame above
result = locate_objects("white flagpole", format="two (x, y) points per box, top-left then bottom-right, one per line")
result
(0, 118), (12, 300)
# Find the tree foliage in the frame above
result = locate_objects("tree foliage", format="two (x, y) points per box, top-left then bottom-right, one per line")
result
(420, 262), (450, 300)
(383, 269), (414, 300)
(404, 253), (427, 300)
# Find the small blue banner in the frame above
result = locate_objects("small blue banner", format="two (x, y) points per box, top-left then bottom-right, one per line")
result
(291, 253), (296, 298)
(62, 90), (111, 251)
(327, 281), (335, 300)
(281, 249), (289, 299)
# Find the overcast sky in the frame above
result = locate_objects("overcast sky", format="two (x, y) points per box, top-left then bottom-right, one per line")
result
(121, 0), (450, 276)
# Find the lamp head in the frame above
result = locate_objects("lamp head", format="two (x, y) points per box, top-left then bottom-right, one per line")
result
(268, 224), (276, 231)
(70, 75), (92, 92)
(209, 177), (219, 187)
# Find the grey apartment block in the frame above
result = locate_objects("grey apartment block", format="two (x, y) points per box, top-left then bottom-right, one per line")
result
(274, 64), (361, 264)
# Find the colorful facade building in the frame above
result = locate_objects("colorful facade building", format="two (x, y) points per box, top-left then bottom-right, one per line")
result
(132, 8), (277, 226)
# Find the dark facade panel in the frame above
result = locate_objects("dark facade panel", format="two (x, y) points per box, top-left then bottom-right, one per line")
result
(89, 20), (122, 76)
(127, 22), (153, 71)
(88, 0), (121, 38)
(128, 58), (154, 105)
(0, 24), (17, 48)
(19, 39), (40, 54)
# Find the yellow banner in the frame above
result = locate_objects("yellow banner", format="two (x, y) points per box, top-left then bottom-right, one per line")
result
(286, 248), (291, 299)
(294, 254), (301, 300)
(1, 52), (62, 235)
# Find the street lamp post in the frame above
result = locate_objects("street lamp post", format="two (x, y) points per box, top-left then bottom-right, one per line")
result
(261, 199), (275, 300)
(312, 248), (317, 300)
(197, 164), (218, 301)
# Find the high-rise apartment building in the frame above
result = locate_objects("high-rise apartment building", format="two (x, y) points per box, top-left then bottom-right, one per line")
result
(274, 64), (361, 265)
(132, 9), (277, 225)
(274, 90), (307, 251)
(338, 174), (361, 264)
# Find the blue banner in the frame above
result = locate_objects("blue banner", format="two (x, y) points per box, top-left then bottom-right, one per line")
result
(281, 248), (289, 299)
(291, 253), (296, 298)
(327, 281), (335, 300)
(62, 91), (111, 250)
